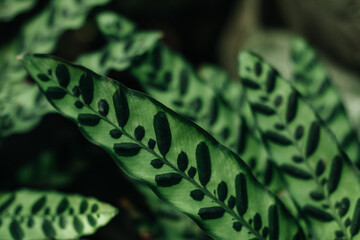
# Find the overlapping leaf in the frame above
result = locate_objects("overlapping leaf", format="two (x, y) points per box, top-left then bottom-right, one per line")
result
(0, 0), (109, 139)
(22, 54), (305, 240)
(0, 0), (38, 21)
(239, 51), (360, 240)
(0, 189), (118, 239)
(291, 37), (360, 167)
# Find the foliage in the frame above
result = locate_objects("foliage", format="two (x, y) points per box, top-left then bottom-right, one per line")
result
(0, 189), (118, 239)
(1, 5), (360, 240)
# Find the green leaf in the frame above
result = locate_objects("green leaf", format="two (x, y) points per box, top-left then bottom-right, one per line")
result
(0, 189), (118, 239)
(291, 37), (360, 167)
(0, 0), (38, 22)
(22, 54), (304, 240)
(0, 0), (110, 140)
(77, 13), (162, 74)
(238, 51), (360, 240)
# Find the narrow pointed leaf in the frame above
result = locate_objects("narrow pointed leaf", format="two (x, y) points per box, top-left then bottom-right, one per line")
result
(22, 54), (304, 240)
(239, 50), (360, 240)
(291, 37), (360, 167)
(0, 189), (118, 239)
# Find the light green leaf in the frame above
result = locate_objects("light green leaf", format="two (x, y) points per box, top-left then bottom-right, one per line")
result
(22, 54), (305, 240)
(239, 51), (360, 240)
(0, 189), (118, 240)
(0, 82), (54, 139)
(291, 37), (360, 167)
(0, 0), (38, 22)
(77, 31), (162, 75)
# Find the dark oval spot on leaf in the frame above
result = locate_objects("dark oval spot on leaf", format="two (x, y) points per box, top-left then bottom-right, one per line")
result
(237, 121), (248, 155)
(251, 103), (275, 115)
(309, 191), (324, 201)
(268, 205), (279, 240)
(328, 156), (343, 194)
(27, 218), (34, 228)
(79, 72), (94, 105)
(79, 200), (88, 214)
(45, 87), (66, 99)
(292, 156), (303, 163)
(32, 196), (46, 214)
(263, 131), (292, 146)
(266, 69), (277, 93)
(59, 216), (67, 229)
(227, 196), (236, 209)
(74, 101), (83, 109)
(42, 219), (56, 237)
(339, 198), (350, 217)
(233, 222), (242, 232)
(109, 129), (122, 139)
(37, 74), (50, 82)
(198, 207), (225, 220)
(187, 167), (196, 178)
(78, 114), (101, 127)
(286, 92), (298, 123)
(303, 205), (333, 222)
(113, 87), (129, 128)
(262, 227), (269, 238)
(155, 173), (182, 187)
(148, 138), (156, 150)
(217, 181), (228, 202)
(235, 173), (248, 216)
(98, 99), (109, 117)
(315, 159), (326, 176)
(274, 95), (283, 107)
(350, 199), (360, 237)
(0, 194), (15, 214)
(177, 151), (188, 172)
(150, 159), (163, 169)
(190, 189), (204, 201)
(134, 125), (145, 141)
(295, 125), (304, 140)
(153, 112), (172, 156)
(56, 198), (69, 214)
(74, 217), (84, 234)
(242, 78), (260, 89)
(114, 143), (141, 157)
(196, 142), (211, 187)
(306, 122), (320, 157)
(55, 64), (70, 88)
(280, 164), (312, 180)
(87, 215), (97, 227)
(10, 220), (24, 240)
(91, 204), (99, 213)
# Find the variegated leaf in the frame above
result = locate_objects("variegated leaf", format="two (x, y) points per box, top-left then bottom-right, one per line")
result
(22, 54), (305, 240)
(239, 51), (360, 240)
(0, 189), (118, 239)
(291, 37), (360, 167)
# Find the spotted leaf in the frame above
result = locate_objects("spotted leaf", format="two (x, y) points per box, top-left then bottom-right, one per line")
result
(0, 189), (117, 240)
(23, 54), (304, 240)
(239, 50), (360, 240)
(291, 37), (360, 167)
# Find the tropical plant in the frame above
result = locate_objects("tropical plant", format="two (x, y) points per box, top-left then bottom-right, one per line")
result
(1, 3), (360, 240)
